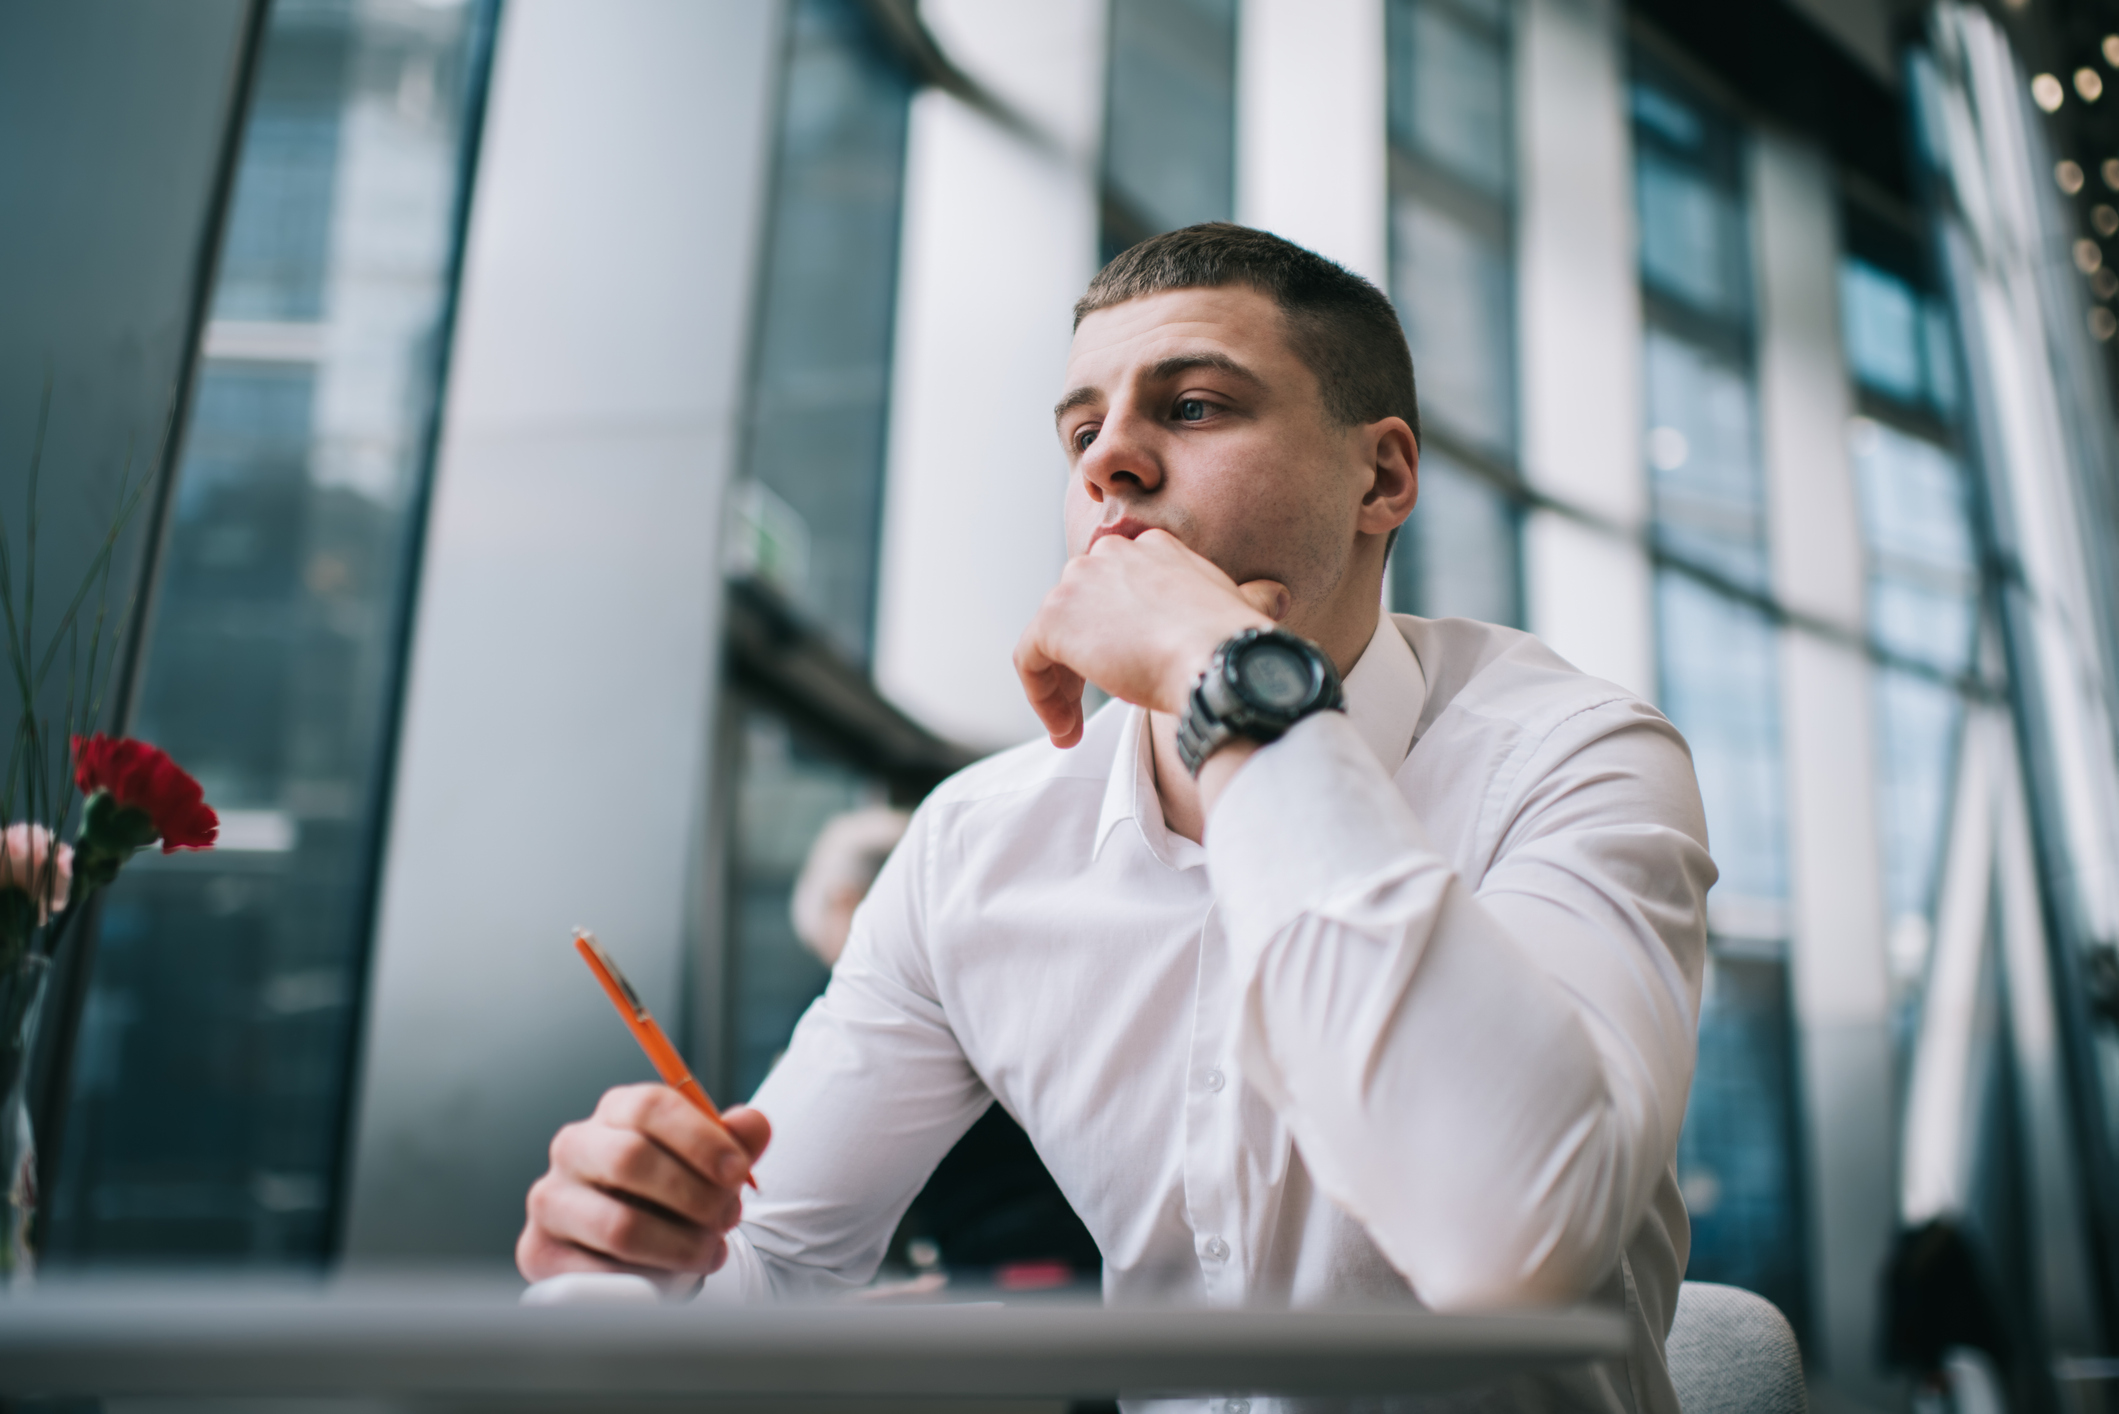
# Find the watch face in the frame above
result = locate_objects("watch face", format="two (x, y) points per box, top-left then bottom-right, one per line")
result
(1237, 640), (1315, 711)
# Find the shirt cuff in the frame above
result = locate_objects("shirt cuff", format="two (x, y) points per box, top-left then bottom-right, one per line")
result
(1204, 709), (1443, 962)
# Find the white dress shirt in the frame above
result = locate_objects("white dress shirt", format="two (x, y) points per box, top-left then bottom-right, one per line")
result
(707, 613), (1715, 1414)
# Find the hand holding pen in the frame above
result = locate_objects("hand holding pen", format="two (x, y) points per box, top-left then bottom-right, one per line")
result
(573, 930), (758, 1190)
(515, 931), (772, 1292)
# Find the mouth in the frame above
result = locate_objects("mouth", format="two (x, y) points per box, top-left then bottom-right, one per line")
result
(1087, 517), (1157, 552)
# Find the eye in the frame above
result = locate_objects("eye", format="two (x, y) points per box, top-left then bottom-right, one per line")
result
(1177, 399), (1208, 422)
(1075, 426), (1098, 451)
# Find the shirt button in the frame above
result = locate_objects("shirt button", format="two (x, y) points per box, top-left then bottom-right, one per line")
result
(1203, 1068), (1225, 1093)
(1202, 1235), (1230, 1262)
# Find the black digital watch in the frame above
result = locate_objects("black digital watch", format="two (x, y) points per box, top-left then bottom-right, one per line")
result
(1174, 628), (1345, 778)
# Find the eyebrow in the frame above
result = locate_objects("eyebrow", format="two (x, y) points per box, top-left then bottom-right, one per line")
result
(1052, 351), (1267, 426)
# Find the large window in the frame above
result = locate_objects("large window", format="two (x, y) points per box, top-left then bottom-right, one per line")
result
(1386, 0), (1521, 627)
(715, 7), (1095, 1281)
(721, 0), (918, 1095)
(1631, 60), (1807, 1332)
(1840, 243), (1976, 1042)
(1099, 0), (1239, 259)
(47, 0), (495, 1263)
(724, 698), (887, 1100)
(736, 0), (915, 667)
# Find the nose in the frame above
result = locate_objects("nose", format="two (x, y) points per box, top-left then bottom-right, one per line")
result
(1077, 403), (1163, 504)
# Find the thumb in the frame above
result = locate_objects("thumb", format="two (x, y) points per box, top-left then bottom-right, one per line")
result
(722, 1105), (772, 1163)
(1237, 579), (1290, 622)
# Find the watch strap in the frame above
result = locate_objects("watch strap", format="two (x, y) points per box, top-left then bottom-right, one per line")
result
(1175, 680), (1234, 778)
(1175, 629), (1344, 778)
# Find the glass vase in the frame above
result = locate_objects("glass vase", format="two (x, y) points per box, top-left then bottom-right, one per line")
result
(0, 951), (51, 1286)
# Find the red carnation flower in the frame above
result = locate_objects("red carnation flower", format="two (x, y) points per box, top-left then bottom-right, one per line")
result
(71, 734), (218, 852)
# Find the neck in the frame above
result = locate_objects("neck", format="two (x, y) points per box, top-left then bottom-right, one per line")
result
(1149, 597), (1383, 845)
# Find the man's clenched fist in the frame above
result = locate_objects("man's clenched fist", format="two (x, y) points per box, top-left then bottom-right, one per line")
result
(517, 1084), (771, 1294)
(1014, 528), (1285, 749)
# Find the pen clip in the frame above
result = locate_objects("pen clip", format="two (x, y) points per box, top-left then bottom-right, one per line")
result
(574, 928), (646, 1018)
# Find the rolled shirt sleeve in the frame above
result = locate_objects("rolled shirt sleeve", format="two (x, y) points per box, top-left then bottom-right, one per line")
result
(1205, 700), (1714, 1310)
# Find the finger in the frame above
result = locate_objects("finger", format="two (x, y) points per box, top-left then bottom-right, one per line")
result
(518, 1215), (667, 1281)
(558, 1120), (733, 1227)
(1237, 579), (1290, 622)
(691, 1104), (770, 1193)
(721, 1105), (772, 1164)
(592, 1084), (751, 1186)
(528, 1171), (726, 1273)
(517, 1218), (720, 1293)
(1013, 623), (1086, 747)
(1133, 528), (1239, 584)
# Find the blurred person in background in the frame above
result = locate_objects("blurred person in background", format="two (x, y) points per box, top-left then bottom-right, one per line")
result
(520, 224), (1714, 1414)
(788, 806), (908, 970)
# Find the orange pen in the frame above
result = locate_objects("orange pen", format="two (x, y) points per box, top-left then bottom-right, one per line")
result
(574, 929), (757, 1190)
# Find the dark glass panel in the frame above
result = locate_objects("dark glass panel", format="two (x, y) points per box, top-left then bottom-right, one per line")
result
(1850, 413), (1978, 1025)
(1634, 50), (1804, 1336)
(1656, 572), (1788, 912)
(1386, 0), (1518, 625)
(1643, 328), (1769, 589)
(1677, 954), (1810, 1336)
(741, 0), (914, 663)
(1392, 452), (1519, 626)
(1102, 0), (1238, 251)
(46, 0), (493, 1266)
(1391, 192), (1515, 456)
(727, 704), (883, 1102)
(1387, 0), (1509, 198)
(210, 13), (349, 322)
(1841, 258), (1961, 418)
(1632, 72), (1750, 325)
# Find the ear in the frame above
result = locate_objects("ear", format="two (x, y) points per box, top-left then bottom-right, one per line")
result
(1356, 417), (1419, 537)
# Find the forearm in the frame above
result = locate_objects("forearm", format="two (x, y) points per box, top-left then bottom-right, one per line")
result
(1206, 711), (1706, 1309)
(1235, 878), (1651, 1308)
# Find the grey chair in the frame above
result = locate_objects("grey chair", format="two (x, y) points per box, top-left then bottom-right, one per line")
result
(1666, 1281), (1808, 1414)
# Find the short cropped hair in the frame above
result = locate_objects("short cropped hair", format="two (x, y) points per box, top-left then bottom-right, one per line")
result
(1074, 223), (1420, 445)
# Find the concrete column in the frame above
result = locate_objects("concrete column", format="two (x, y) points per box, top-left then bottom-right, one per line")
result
(1752, 128), (1894, 1397)
(870, 0), (1103, 752)
(1514, 0), (1653, 700)
(1234, 0), (1389, 287)
(341, 0), (778, 1263)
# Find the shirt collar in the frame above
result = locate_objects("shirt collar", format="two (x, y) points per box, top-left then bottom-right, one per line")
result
(1092, 705), (1204, 868)
(1092, 614), (1427, 863)
(1342, 611), (1427, 773)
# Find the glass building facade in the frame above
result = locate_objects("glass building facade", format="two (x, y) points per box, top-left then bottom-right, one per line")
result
(1099, 0), (1239, 259)
(1840, 246), (1977, 1041)
(13, 0), (2119, 1392)
(720, 0), (913, 1100)
(1630, 58), (1807, 1328)
(46, 0), (494, 1263)
(735, 0), (915, 668)
(1386, 0), (1521, 627)
(1899, 7), (2119, 1380)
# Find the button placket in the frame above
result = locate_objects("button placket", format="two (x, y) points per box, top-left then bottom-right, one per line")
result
(1181, 903), (1240, 1297)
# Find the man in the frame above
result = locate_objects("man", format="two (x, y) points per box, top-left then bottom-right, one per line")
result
(518, 224), (1715, 1412)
